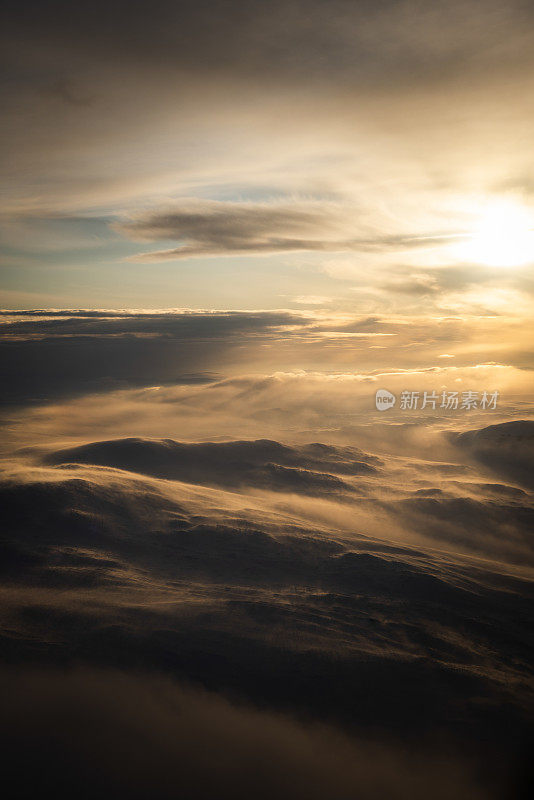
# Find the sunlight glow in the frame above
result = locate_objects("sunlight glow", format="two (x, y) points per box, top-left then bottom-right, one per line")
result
(457, 199), (534, 267)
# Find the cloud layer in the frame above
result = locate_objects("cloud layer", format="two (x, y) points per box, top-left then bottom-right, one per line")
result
(1, 305), (533, 798)
(0, 668), (494, 800)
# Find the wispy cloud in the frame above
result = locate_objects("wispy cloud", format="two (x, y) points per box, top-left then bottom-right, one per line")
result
(117, 199), (468, 261)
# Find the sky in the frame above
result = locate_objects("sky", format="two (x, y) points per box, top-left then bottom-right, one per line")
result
(2, 0), (534, 314)
(1, 4), (534, 799)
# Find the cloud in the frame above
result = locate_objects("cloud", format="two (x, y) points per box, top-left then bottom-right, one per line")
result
(116, 199), (355, 260)
(0, 667), (493, 800)
(2, 311), (532, 459)
(116, 200), (470, 261)
(0, 310), (309, 403)
(4, 1), (534, 91)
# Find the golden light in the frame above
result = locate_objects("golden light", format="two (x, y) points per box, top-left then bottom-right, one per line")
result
(456, 199), (534, 267)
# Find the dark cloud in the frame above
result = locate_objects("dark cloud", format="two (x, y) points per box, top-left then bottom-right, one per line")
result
(0, 667), (496, 800)
(3, 0), (533, 89)
(0, 310), (306, 404)
(0, 308), (305, 336)
(118, 200), (343, 260)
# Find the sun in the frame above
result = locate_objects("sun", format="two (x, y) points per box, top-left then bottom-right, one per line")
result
(456, 199), (534, 267)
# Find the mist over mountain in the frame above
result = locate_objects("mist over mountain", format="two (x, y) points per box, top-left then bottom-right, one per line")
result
(1, 310), (533, 798)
